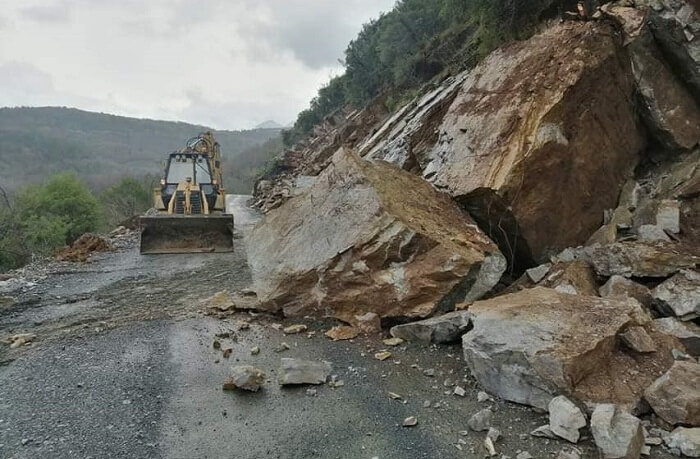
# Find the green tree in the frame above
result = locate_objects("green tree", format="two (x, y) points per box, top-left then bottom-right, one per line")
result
(99, 176), (152, 228)
(16, 172), (101, 244)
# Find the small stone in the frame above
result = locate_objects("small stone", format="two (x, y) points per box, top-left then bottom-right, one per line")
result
(382, 337), (404, 347)
(422, 368), (436, 377)
(423, 400), (431, 408)
(223, 366), (266, 392)
(619, 326), (657, 353)
(203, 291), (234, 312)
(306, 389), (317, 397)
(531, 425), (558, 439)
(549, 395), (587, 443)
(516, 453), (533, 459)
(324, 326), (359, 341)
(374, 351), (392, 361)
(274, 342), (290, 353)
(213, 340), (221, 350)
(271, 323), (283, 330)
(526, 263), (552, 283)
(403, 416), (418, 427)
(222, 348), (232, 359)
(388, 392), (402, 400)
(237, 321), (250, 330)
(283, 324), (307, 335)
(484, 436), (497, 457)
(487, 427), (501, 442)
(477, 391), (492, 403)
(354, 312), (381, 334)
(557, 448), (582, 459)
(672, 348), (692, 360)
(277, 358), (331, 385)
(9, 333), (36, 348)
(250, 346), (260, 355)
(468, 408), (493, 432)
(454, 386), (466, 397)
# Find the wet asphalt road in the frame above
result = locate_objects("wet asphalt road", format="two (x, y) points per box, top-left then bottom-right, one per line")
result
(0, 196), (623, 459)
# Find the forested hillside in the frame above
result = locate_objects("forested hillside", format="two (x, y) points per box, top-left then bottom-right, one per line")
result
(283, 0), (571, 145)
(0, 107), (281, 193)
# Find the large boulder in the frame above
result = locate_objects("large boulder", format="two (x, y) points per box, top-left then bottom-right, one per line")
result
(644, 360), (700, 426)
(603, 3), (700, 151)
(652, 270), (700, 321)
(573, 242), (700, 278)
(461, 287), (669, 410)
(247, 149), (505, 322)
(416, 22), (644, 263)
(653, 317), (700, 356)
(590, 404), (645, 459)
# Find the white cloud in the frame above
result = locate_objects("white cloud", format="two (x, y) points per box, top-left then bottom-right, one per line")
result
(0, 0), (395, 129)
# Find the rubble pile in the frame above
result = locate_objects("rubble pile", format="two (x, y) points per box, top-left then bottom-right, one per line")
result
(55, 233), (114, 263)
(245, 1), (700, 457)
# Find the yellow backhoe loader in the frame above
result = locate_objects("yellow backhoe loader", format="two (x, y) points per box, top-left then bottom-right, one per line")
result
(140, 132), (234, 254)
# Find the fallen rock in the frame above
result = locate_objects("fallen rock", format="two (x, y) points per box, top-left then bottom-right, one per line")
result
(653, 318), (700, 356)
(56, 233), (113, 262)
(425, 21), (644, 263)
(462, 287), (657, 410)
(324, 326), (359, 341)
(575, 242), (699, 278)
(644, 360), (700, 426)
(620, 327), (657, 354)
(353, 312), (381, 334)
(0, 296), (14, 309)
(526, 264), (552, 283)
(652, 270), (700, 321)
(591, 404), (644, 459)
(382, 337), (404, 347)
(531, 425), (558, 439)
(283, 324), (308, 335)
(201, 291), (235, 312)
(277, 358), (332, 386)
(516, 453), (533, 459)
(222, 366), (266, 392)
(557, 448), (582, 459)
(468, 408), (492, 432)
(9, 333), (36, 348)
(402, 416), (418, 427)
(600, 276), (653, 307)
(538, 261), (598, 296)
(636, 225), (671, 242)
(247, 149), (506, 322)
(665, 427), (700, 458)
(549, 395), (587, 443)
(389, 311), (471, 344)
(374, 351), (392, 361)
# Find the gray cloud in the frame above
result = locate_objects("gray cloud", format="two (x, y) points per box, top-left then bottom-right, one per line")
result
(20, 2), (72, 23)
(0, 0), (395, 129)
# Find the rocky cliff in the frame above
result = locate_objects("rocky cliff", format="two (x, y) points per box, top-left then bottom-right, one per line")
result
(247, 3), (700, 455)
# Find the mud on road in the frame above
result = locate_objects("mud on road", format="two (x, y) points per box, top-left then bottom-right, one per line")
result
(0, 196), (669, 459)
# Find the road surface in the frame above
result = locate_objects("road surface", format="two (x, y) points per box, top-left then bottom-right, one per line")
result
(0, 196), (639, 459)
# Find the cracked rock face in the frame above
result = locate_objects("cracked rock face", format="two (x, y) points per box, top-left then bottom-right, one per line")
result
(461, 287), (666, 410)
(248, 149), (505, 322)
(644, 360), (700, 426)
(421, 22), (644, 262)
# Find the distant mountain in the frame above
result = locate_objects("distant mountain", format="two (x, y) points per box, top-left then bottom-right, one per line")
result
(0, 107), (282, 193)
(254, 120), (284, 129)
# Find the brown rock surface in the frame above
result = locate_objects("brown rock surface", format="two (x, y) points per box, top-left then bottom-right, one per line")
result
(644, 360), (700, 426)
(462, 287), (673, 410)
(247, 149), (505, 322)
(423, 22), (644, 263)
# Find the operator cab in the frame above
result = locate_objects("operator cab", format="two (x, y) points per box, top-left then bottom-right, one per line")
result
(161, 153), (218, 210)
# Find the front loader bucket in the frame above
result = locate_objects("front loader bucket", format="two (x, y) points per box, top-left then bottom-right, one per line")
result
(139, 215), (234, 254)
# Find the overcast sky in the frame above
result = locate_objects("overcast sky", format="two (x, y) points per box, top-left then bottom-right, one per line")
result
(0, 0), (395, 129)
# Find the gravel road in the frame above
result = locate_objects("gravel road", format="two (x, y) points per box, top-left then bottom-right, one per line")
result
(0, 196), (658, 459)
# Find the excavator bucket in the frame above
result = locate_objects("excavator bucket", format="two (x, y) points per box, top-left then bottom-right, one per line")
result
(139, 215), (234, 254)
